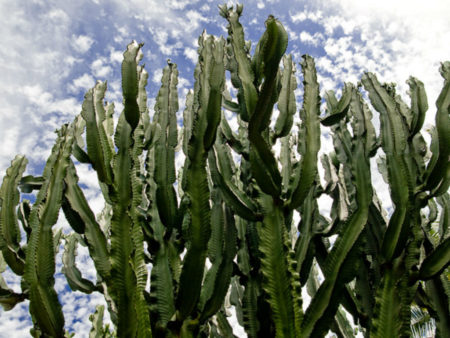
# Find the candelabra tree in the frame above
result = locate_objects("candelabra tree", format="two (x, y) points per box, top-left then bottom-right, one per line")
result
(0, 4), (449, 338)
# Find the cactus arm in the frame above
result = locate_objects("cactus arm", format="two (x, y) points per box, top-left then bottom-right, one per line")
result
(220, 115), (246, 157)
(24, 124), (74, 336)
(72, 143), (91, 164)
(176, 34), (223, 321)
(81, 81), (114, 185)
(288, 55), (321, 210)
(249, 16), (287, 132)
(247, 16), (288, 197)
(362, 73), (412, 262)
(107, 41), (144, 336)
(321, 84), (352, 127)
(369, 259), (402, 337)
(71, 114), (91, 164)
(220, 6), (258, 120)
(280, 136), (295, 195)
(0, 283), (26, 311)
(222, 93), (240, 113)
(146, 149), (176, 332)
(425, 62), (450, 194)
(130, 94), (153, 338)
(62, 234), (98, 293)
(305, 264), (355, 338)
(89, 305), (114, 338)
(242, 277), (261, 337)
(109, 114), (137, 335)
(62, 160), (111, 279)
(273, 55), (297, 140)
(407, 77), (428, 136)
(18, 175), (44, 193)
(216, 309), (237, 338)
(149, 240), (176, 331)
(154, 62), (179, 231)
(436, 194), (449, 240)
(88, 305), (105, 338)
(131, 218), (152, 338)
(182, 91), (194, 159)
(146, 147), (178, 334)
(199, 200), (237, 323)
(424, 273), (450, 336)
(122, 42), (143, 131)
(0, 155), (27, 275)
(208, 146), (259, 221)
(418, 236), (450, 280)
(294, 187), (314, 275)
(0, 252), (26, 310)
(17, 200), (32, 239)
(203, 37), (225, 150)
(257, 193), (301, 337)
(302, 139), (372, 337)
(313, 236), (366, 327)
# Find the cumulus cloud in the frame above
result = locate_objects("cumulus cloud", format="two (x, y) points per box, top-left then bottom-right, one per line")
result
(73, 35), (95, 53)
(183, 47), (197, 64)
(69, 73), (96, 93)
(91, 58), (112, 78)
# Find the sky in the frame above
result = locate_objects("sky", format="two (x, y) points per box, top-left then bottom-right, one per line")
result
(0, 0), (449, 336)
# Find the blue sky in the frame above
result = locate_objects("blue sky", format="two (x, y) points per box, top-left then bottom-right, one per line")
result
(0, 0), (449, 336)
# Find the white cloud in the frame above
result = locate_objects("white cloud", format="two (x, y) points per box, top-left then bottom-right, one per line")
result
(290, 9), (323, 24)
(299, 31), (323, 46)
(91, 58), (112, 78)
(109, 48), (123, 63)
(46, 8), (70, 24)
(152, 68), (163, 84)
(73, 35), (94, 53)
(167, 0), (199, 10)
(183, 47), (197, 64)
(200, 4), (210, 12)
(69, 73), (95, 93)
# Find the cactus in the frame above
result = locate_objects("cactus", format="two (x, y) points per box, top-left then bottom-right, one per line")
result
(0, 4), (449, 338)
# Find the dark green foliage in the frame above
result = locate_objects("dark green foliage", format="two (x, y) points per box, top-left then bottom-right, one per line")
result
(0, 4), (448, 338)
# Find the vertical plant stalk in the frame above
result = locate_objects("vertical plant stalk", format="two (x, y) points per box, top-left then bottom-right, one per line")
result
(176, 33), (225, 323)
(24, 124), (74, 336)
